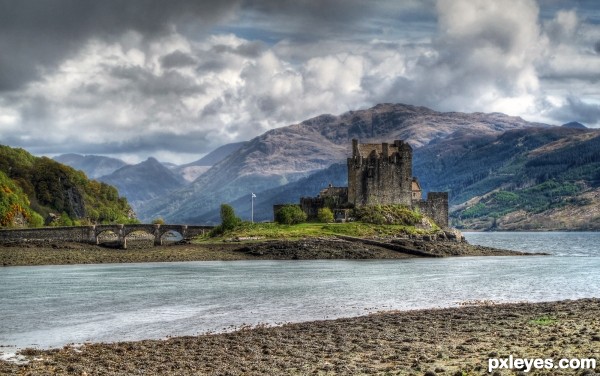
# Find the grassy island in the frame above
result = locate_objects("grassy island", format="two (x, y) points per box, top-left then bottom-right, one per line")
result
(1, 223), (532, 267)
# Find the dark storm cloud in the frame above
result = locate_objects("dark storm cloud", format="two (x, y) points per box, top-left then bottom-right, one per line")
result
(110, 66), (204, 96)
(548, 96), (600, 125)
(3, 128), (217, 156)
(2, 0), (600, 163)
(211, 40), (266, 57)
(236, 0), (436, 41)
(160, 50), (197, 69)
(0, 0), (433, 91)
(0, 0), (240, 91)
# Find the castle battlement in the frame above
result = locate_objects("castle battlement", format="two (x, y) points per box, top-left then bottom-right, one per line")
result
(348, 139), (416, 208)
(276, 139), (449, 227)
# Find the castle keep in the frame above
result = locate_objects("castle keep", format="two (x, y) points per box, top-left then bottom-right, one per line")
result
(348, 139), (418, 207)
(282, 139), (448, 227)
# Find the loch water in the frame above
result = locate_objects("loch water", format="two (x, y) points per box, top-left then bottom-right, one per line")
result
(1, 232), (599, 352)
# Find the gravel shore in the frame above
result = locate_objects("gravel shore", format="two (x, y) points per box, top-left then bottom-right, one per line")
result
(1, 299), (598, 375)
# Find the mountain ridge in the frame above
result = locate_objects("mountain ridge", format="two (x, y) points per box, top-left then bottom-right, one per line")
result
(137, 103), (553, 223)
(99, 157), (187, 213)
(53, 153), (128, 179)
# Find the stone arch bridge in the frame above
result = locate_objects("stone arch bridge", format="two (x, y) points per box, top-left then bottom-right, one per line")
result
(0, 224), (214, 249)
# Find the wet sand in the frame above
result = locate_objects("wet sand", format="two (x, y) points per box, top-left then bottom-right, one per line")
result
(0, 237), (531, 267)
(1, 299), (598, 375)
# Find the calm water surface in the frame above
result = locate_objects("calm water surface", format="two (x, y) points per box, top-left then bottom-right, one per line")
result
(1, 232), (599, 352)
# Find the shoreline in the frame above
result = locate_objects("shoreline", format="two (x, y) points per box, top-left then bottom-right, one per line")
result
(0, 235), (538, 267)
(2, 298), (598, 375)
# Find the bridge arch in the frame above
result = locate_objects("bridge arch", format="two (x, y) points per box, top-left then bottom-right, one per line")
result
(0, 224), (213, 249)
(158, 229), (184, 245)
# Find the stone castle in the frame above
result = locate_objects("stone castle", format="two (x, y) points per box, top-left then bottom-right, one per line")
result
(281, 139), (449, 227)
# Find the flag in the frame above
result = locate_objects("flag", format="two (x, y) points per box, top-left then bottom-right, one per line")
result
(252, 193), (256, 198)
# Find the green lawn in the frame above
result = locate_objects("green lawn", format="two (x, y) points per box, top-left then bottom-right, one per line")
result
(195, 221), (437, 243)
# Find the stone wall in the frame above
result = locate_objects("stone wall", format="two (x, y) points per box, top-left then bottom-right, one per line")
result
(347, 139), (413, 207)
(276, 138), (450, 228)
(0, 226), (95, 244)
(0, 224), (213, 248)
(299, 186), (348, 220)
(417, 192), (449, 228)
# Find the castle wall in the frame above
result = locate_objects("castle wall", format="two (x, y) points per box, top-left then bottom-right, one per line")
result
(299, 197), (324, 220)
(417, 192), (449, 228)
(277, 138), (449, 227)
(298, 186), (348, 220)
(347, 140), (413, 207)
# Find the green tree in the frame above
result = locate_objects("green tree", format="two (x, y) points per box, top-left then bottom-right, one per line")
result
(152, 217), (165, 225)
(275, 205), (307, 225)
(317, 207), (335, 223)
(220, 203), (241, 231)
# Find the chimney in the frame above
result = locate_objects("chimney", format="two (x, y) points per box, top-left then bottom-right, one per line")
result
(352, 138), (359, 157)
(382, 142), (389, 158)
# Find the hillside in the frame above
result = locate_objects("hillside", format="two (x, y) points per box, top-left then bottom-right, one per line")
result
(261, 127), (600, 230)
(192, 126), (600, 230)
(174, 141), (247, 182)
(426, 128), (600, 230)
(54, 153), (127, 178)
(99, 157), (187, 212)
(0, 145), (135, 227)
(138, 103), (547, 223)
(196, 163), (349, 223)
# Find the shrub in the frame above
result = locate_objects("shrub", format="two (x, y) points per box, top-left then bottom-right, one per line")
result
(354, 204), (422, 225)
(275, 205), (307, 225)
(317, 207), (335, 223)
(220, 203), (241, 231)
(152, 217), (165, 225)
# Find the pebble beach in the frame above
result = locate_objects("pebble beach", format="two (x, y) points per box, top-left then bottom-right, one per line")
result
(1, 299), (598, 375)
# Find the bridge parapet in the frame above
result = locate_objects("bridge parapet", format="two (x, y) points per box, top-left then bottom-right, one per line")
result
(0, 224), (214, 249)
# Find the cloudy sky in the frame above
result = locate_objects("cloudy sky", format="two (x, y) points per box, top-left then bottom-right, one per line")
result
(1, 0), (599, 164)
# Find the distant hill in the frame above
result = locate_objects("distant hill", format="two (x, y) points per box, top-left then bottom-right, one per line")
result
(54, 153), (128, 178)
(172, 141), (247, 182)
(561, 121), (587, 129)
(411, 127), (600, 230)
(193, 125), (600, 230)
(190, 141), (247, 166)
(137, 103), (549, 223)
(99, 157), (187, 213)
(195, 163), (349, 223)
(0, 145), (135, 227)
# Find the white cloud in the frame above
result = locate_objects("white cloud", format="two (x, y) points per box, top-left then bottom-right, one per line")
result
(1, 0), (600, 163)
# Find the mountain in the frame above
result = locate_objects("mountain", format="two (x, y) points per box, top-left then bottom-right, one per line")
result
(99, 157), (187, 213)
(410, 126), (600, 230)
(190, 126), (600, 229)
(561, 121), (587, 129)
(199, 163), (349, 223)
(171, 141), (247, 182)
(54, 153), (128, 178)
(191, 141), (247, 166)
(0, 145), (134, 227)
(137, 103), (549, 223)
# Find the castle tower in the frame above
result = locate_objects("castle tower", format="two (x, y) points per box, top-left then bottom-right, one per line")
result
(347, 139), (415, 207)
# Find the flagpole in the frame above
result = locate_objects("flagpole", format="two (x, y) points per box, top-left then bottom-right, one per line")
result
(251, 193), (255, 223)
